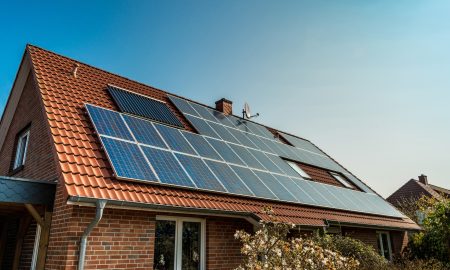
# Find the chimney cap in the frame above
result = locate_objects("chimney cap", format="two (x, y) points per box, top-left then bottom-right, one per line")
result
(215, 98), (232, 105)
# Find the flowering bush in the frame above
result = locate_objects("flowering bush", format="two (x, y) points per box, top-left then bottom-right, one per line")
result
(234, 207), (359, 270)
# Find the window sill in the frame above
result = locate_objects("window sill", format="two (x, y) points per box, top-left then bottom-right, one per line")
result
(9, 165), (25, 176)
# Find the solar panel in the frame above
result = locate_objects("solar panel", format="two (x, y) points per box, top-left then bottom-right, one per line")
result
(184, 115), (221, 139)
(181, 131), (223, 161)
(280, 132), (325, 155)
(210, 110), (235, 127)
(154, 124), (196, 155)
(141, 146), (194, 187)
(175, 154), (226, 192)
(207, 122), (240, 144)
(204, 160), (253, 196)
(265, 154), (301, 178)
(206, 138), (245, 165)
(100, 136), (157, 181)
(246, 148), (283, 174)
(87, 103), (402, 218)
(226, 128), (258, 149)
(227, 144), (266, 170)
(188, 102), (218, 123)
(228, 116), (254, 133)
(230, 166), (277, 199)
(86, 104), (133, 141)
(273, 175), (317, 205)
(108, 86), (183, 127)
(122, 115), (167, 148)
(168, 95), (200, 117)
(253, 171), (297, 202)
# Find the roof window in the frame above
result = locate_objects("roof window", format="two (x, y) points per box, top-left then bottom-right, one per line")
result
(330, 172), (354, 188)
(286, 161), (311, 179)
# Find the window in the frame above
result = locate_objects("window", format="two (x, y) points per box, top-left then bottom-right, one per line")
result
(154, 216), (205, 270)
(377, 231), (392, 261)
(286, 161), (311, 179)
(13, 129), (30, 170)
(330, 172), (354, 188)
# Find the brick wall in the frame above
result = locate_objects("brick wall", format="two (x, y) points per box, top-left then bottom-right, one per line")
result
(19, 221), (37, 270)
(342, 227), (379, 250)
(0, 73), (58, 181)
(206, 217), (253, 269)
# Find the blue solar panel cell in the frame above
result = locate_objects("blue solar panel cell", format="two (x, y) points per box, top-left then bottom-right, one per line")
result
(181, 131), (222, 161)
(210, 110), (235, 127)
(312, 184), (347, 210)
(141, 146), (195, 187)
(253, 171), (296, 202)
(208, 122), (240, 144)
(86, 104), (133, 140)
(265, 154), (301, 178)
(154, 124), (196, 155)
(188, 102), (218, 123)
(108, 86), (183, 127)
(122, 115), (167, 148)
(291, 178), (332, 207)
(273, 175), (317, 205)
(226, 128), (258, 149)
(100, 136), (157, 181)
(246, 149), (283, 174)
(227, 144), (266, 170)
(247, 134), (275, 153)
(230, 166), (277, 199)
(204, 160), (253, 196)
(168, 95), (200, 117)
(184, 115), (221, 139)
(206, 138), (245, 165)
(175, 154), (226, 192)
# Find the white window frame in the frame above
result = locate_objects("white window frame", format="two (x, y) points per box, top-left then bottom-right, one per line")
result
(330, 172), (354, 188)
(377, 231), (392, 261)
(13, 129), (30, 169)
(155, 216), (206, 270)
(286, 161), (311, 179)
(30, 224), (41, 270)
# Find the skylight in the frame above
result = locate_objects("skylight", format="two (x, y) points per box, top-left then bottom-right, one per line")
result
(330, 172), (354, 188)
(286, 161), (310, 179)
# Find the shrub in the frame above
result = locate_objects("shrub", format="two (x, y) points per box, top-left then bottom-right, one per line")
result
(313, 233), (388, 270)
(234, 207), (359, 270)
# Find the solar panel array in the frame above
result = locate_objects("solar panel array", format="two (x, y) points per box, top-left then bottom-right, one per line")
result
(108, 85), (184, 128)
(169, 95), (373, 193)
(86, 103), (403, 218)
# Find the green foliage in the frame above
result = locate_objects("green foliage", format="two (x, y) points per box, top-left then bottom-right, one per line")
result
(313, 233), (388, 270)
(408, 196), (450, 263)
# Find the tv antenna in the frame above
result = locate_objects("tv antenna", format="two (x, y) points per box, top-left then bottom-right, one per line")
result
(242, 102), (260, 120)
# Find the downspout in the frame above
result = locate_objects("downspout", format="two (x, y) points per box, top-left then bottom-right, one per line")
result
(78, 200), (107, 270)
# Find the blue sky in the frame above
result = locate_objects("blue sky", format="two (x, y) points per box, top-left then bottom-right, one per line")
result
(1, 1), (449, 196)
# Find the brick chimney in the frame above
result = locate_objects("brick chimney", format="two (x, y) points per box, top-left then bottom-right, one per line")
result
(418, 174), (428, 185)
(215, 98), (233, 115)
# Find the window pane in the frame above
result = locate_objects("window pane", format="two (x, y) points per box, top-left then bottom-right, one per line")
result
(154, 220), (176, 270)
(182, 222), (201, 270)
(381, 233), (390, 260)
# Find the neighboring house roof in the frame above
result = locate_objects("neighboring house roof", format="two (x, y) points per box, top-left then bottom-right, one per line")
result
(387, 176), (449, 204)
(1, 45), (419, 230)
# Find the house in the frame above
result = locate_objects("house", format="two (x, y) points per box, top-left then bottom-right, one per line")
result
(388, 174), (450, 208)
(0, 45), (419, 270)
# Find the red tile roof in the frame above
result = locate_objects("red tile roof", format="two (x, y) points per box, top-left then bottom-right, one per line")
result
(27, 45), (419, 230)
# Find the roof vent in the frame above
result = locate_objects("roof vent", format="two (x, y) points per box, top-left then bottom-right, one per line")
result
(418, 174), (428, 185)
(215, 98), (233, 115)
(72, 63), (80, 78)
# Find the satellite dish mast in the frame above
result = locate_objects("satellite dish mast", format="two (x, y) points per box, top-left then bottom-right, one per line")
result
(242, 102), (260, 119)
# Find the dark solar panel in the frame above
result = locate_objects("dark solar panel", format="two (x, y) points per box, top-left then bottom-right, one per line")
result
(184, 115), (221, 139)
(246, 149), (283, 174)
(100, 136), (157, 182)
(253, 171), (297, 202)
(141, 146), (195, 187)
(175, 154), (226, 192)
(207, 122), (240, 144)
(230, 166), (277, 199)
(206, 138), (245, 165)
(265, 154), (301, 178)
(181, 131), (223, 161)
(154, 124), (196, 155)
(273, 175), (317, 205)
(86, 104), (133, 141)
(226, 128), (258, 149)
(108, 85), (183, 127)
(168, 95), (200, 117)
(122, 115), (166, 148)
(227, 144), (266, 170)
(204, 160), (253, 196)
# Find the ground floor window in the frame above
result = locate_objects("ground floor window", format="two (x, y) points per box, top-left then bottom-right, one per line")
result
(154, 216), (205, 270)
(377, 231), (392, 261)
